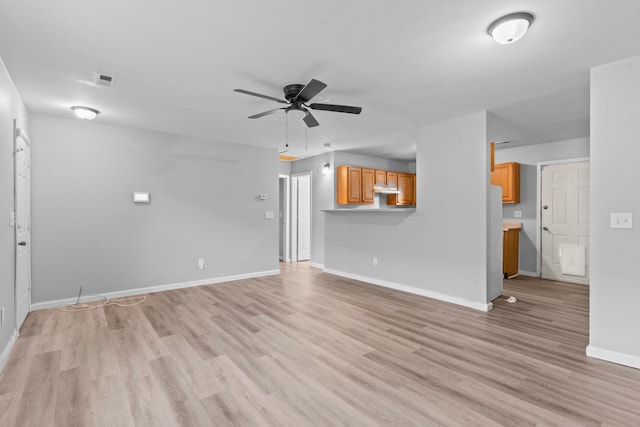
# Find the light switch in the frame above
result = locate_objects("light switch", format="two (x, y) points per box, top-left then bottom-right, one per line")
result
(264, 211), (274, 219)
(514, 210), (522, 218)
(611, 212), (632, 229)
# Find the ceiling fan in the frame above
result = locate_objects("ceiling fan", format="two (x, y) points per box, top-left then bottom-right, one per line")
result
(234, 78), (362, 128)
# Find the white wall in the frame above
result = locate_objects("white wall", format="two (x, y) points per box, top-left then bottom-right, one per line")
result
(0, 57), (29, 366)
(588, 55), (640, 368)
(495, 138), (590, 274)
(324, 112), (492, 310)
(30, 114), (279, 304)
(289, 152), (412, 267)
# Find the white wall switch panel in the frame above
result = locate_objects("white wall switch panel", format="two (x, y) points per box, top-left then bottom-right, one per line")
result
(198, 258), (205, 269)
(9, 211), (15, 227)
(514, 210), (522, 218)
(264, 211), (274, 219)
(611, 212), (632, 229)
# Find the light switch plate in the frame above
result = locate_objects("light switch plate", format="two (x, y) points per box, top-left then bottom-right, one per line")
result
(514, 210), (522, 218)
(264, 211), (274, 219)
(611, 212), (632, 229)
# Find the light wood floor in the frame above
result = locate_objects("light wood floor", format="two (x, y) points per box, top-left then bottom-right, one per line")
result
(1, 263), (639, 426)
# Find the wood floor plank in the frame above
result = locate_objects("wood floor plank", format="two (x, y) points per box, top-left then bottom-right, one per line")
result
(1, 262), (640, 426)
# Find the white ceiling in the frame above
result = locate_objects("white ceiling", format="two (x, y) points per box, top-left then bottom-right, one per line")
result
(1, 0), (639, 160)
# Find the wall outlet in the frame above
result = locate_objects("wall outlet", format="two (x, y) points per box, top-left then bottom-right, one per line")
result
(372, 257), (378, 266)
(514, 210), (522, 218)
(1, 307), (4, 326)
(198, 258), (205, 270)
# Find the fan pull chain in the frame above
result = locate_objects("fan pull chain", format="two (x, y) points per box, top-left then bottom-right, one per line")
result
(305, 126), (308, 152)
(285, 111), (289, 148)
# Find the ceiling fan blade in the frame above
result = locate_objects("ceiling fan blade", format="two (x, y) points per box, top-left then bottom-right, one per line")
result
(309, 103), (362, 114)
(303, 110), (320, 128)
(248, 108), (284, 119)
(295, 79), (327, 102)
(234, 89), (288, 104)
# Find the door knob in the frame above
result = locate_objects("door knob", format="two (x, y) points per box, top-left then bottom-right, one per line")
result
(542, 227), (549, 231)
(18, 241), (27, 246)
(543, 205), (548, 210)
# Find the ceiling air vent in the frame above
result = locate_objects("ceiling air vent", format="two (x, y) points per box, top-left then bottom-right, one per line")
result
(95, 73), (116, 87)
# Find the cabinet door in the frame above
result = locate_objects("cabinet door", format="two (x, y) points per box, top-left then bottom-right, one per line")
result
(491, 162), (520, 203)
(397, 173), (415, 205)
(375, 170), (387, 187)
(362, 168), (375, 203)
(386, 171), (398, 189)
(388, 173), (415, 205)
(347, 167), (362, 204)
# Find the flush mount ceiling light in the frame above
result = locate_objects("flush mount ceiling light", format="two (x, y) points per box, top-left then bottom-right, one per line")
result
(71, 106), (100, 120)
(487, 12), (534, 44)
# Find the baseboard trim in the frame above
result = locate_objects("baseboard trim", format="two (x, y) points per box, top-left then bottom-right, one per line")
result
(31, 269), (281, 311)
(309, 263), (324, 270)
(586, 345), (640, 370)
(518, 270), (538, 278)
(323, 268), (492, 312)
(0, 331), (19, 374)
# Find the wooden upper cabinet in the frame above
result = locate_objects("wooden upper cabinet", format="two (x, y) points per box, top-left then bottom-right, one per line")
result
(374, 170), (387, 187)
(491, 142), (495, 172)
(387, 172), (416, 206)
(336, 165), (374, 205)
(491, 162), (520, 204)
(386, 171), (398, 189)
(362, 168), (375, 203)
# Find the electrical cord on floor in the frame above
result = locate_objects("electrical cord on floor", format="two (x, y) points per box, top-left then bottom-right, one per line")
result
(58, 295), (147, 312)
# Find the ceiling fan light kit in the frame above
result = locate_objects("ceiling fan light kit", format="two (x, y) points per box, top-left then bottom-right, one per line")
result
(234, 78), (362, 128)
(488, 12), (534, 44)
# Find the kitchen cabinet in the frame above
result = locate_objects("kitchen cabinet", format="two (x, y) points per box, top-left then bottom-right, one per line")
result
(503, 222), (522, 278)
(362, 168), (375, 203)
(491, 162), (520, 204)
(375, 170), (387, 187)
(386, 171), (398, 189)
(336, 166), (361, 204)
(387, 173), (415, 206)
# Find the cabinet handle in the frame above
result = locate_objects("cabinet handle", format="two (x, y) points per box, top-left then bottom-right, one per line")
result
(542, 226), (549, 231)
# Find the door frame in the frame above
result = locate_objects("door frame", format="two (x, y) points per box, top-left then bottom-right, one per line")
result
(536, 157), (590, 277)
(278, 174), (291, 262)
(291, 171), (312, 262)
(14, 120), (32, 331)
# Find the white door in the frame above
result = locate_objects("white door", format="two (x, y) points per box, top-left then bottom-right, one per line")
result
(15, 125), (32, 328)
(541, 162), (589, 284)
(296, 174), (311, 261)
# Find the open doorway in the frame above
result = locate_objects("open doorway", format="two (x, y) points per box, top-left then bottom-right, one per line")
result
(538, 158), (590, 284)
(278, 174), (290, 262)
(291, 172), (311, 262)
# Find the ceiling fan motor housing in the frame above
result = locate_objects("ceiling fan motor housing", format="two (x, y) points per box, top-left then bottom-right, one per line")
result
(283, 84), (305, 101)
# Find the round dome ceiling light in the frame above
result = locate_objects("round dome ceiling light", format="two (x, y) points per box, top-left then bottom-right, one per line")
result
(71, 106), (100, 120)
(487, 12), (534, 44)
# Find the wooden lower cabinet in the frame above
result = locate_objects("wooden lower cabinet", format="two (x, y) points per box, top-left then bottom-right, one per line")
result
(503, 222), (522, 278)
(387, 172), (415, 206)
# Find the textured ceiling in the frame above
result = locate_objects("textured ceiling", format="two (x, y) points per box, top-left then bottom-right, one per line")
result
(1, 0), (639, 160)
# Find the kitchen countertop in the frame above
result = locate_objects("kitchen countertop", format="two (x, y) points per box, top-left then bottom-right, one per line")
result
(502, 221), (522, 231)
